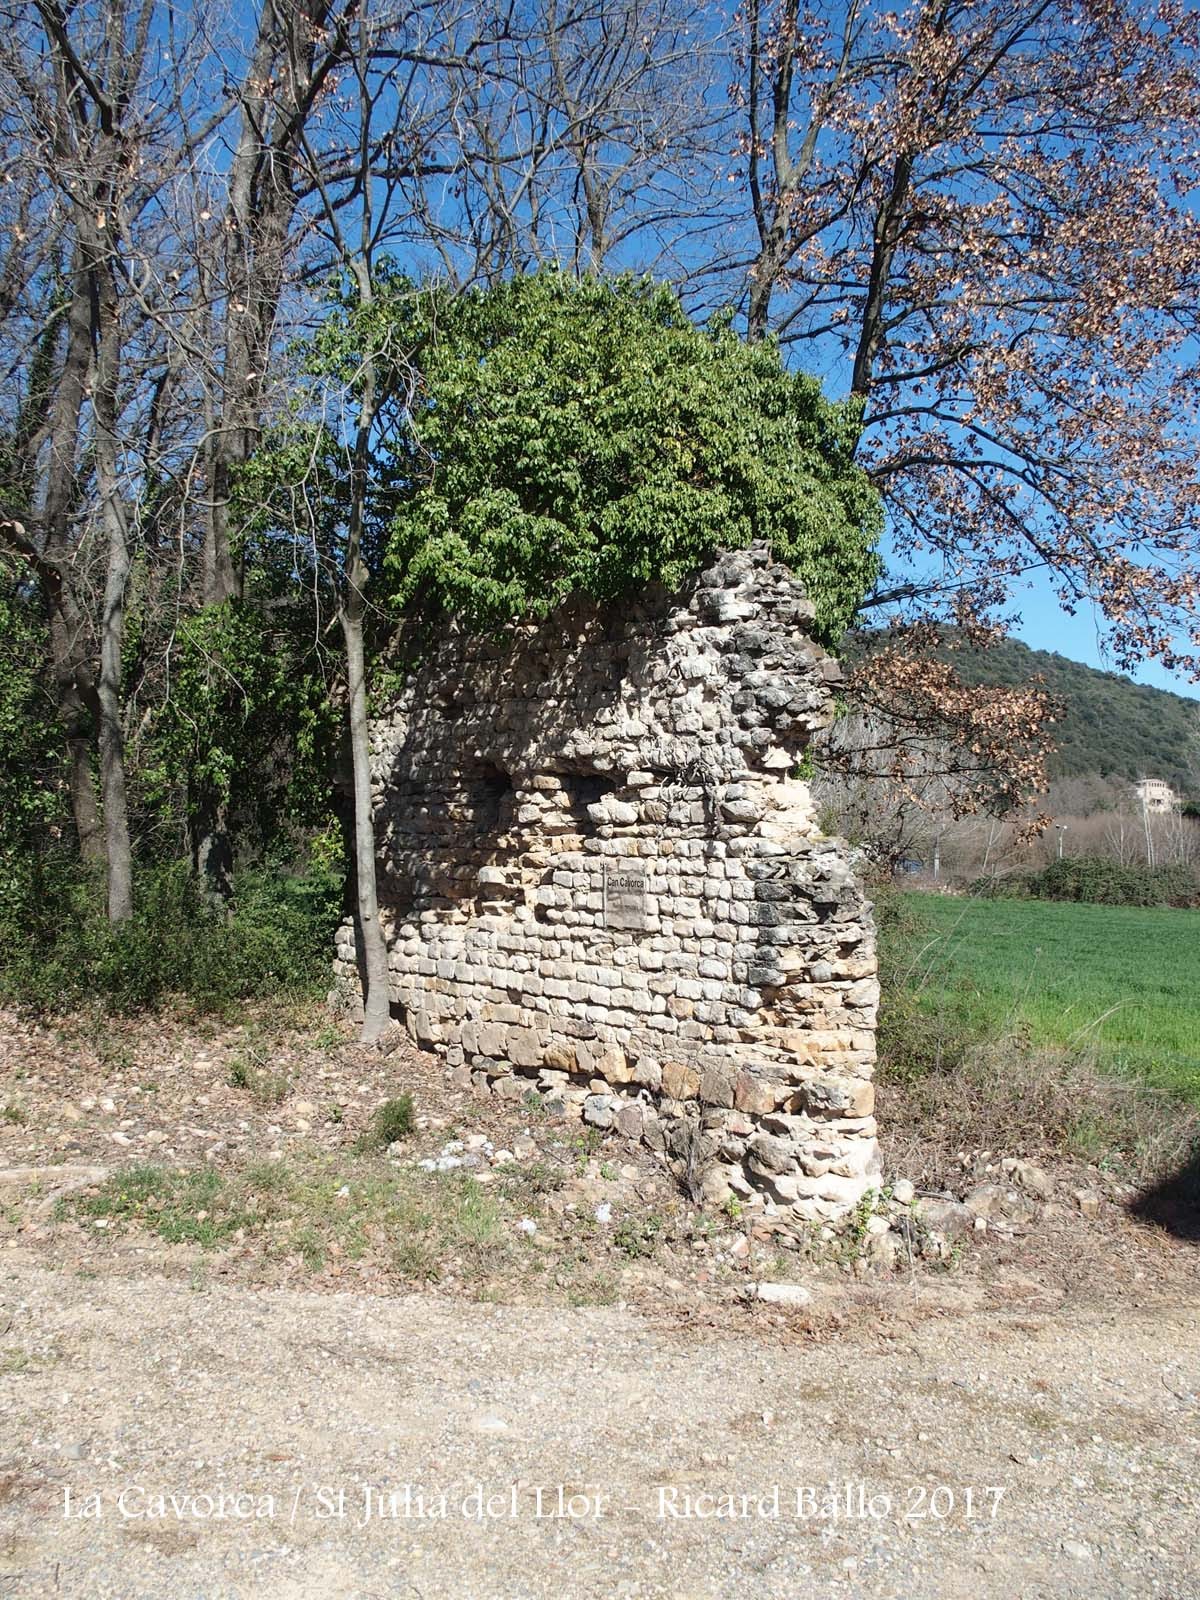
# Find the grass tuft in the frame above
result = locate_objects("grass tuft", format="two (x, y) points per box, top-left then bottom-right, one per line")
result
(355, 1095), (416, 1153)
(227, 1054), (290, 1105)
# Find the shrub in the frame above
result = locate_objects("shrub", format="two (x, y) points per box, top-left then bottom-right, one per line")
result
(308, 270), (882, 646)
(0, 590), (66, 872)
(970, 856), (1198, 908)
(612, 1211), (664, 1259)
(0, 853), (343, 1015)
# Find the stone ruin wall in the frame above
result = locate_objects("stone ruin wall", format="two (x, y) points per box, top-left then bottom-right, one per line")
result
(333, 545), (880, 1221)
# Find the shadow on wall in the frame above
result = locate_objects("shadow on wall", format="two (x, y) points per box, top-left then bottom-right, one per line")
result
(1129, 1142), (1200, 1241)
(464, 760), (516, 832)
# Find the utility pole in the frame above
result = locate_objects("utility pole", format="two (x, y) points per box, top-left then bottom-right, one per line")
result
(1143, 797), (1156, 869)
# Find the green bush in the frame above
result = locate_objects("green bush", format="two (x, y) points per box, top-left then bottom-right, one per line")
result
(970, 856), (1198, 908)
(968, 872), (1033, 900)
(0, 589), (66, 867)
(0, 854), (343, 1015)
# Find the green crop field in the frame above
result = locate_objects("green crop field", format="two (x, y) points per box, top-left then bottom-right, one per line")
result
(899, 893), (1200, 1102)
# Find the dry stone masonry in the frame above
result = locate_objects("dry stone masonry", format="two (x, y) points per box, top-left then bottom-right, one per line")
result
(333, 545), (880, 1221)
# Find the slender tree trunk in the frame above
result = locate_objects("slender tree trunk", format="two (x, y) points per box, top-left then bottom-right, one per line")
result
(97, 556), (133, 923)
(92, 258), (134, 923)
(339, 264), (390, 1041)
(194, 0), (336, 899)
(191, 10), (282, 902)
(68, 743), (103, 859)
(42, 250), (104, 855)
(745, 0), (814, 344)
(343, 595), (391, 1040)
(61, 667), (103, 858)
(191, 52), (279, 900)
(200, 9), (278, 610)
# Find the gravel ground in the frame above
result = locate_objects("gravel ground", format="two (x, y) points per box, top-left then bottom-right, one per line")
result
(2, 1007), (1198, 1597)
(1, 1254), (1197, 1600)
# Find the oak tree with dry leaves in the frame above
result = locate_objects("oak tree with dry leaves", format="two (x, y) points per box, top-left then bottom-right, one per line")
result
(721, 0), (1200, 830)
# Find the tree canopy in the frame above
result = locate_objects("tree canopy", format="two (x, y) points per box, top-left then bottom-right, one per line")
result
(730, 0), (1200, 673)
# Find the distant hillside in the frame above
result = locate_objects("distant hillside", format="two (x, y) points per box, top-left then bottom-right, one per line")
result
(937, 634), (1199, 791)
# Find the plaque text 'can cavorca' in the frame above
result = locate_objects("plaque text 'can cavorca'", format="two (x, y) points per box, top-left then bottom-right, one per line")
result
(603, 862), (649, 930)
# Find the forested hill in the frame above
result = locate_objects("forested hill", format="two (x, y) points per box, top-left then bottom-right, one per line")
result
(937, 634), (1198, 789)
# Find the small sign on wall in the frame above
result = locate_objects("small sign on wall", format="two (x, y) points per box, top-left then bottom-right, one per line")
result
(603, 861), (649, 930)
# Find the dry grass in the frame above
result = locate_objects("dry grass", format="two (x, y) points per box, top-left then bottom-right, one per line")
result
(879, 1035), (1200, 1194)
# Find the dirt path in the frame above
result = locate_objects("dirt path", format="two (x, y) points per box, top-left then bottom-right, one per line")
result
(1, 1253), (1197, 1600)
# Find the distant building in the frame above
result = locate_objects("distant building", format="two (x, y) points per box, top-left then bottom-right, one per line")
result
(1134, 777), (1179, 814)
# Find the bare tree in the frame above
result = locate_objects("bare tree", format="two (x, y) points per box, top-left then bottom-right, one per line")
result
(295, 0), (407, 1042)
(258, 0), (465, 1038)
(725, 0), (1200, 678)
(0, 0), (181, 919)
(199, 0), (362, 608)
(813, 710), (962, 869)
(390, 0), (729, 286)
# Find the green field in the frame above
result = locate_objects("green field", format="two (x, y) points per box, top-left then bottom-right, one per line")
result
(901, 893), (1200, 1101)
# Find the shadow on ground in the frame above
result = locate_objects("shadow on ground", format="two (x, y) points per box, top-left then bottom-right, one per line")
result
(1130, 1142), (1200, 1241)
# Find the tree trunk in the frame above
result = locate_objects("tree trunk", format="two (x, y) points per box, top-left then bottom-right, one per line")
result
(194, 0), (334, 896)
(41, 249), (104, 857)
(97, 568), (133, 924)
(46, 608), (103, 860)
(190, 789), (234, 906)
(66, 712), (103, 862)
(747, 270), (775, 343)
(850, 152), (914, 399)
(92, 257), (134, 924)
(339, 249), (390, 1043)
(343, 597), (391, 1041)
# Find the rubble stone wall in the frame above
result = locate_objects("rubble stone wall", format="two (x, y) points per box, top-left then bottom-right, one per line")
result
(333, 545), (880, 1220)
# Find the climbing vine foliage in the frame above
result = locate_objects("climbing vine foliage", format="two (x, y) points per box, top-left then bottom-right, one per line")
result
(318, 272), (882, 644)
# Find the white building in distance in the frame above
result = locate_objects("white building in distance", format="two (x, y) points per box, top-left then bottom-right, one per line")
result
(1134, 777), (1180, 814)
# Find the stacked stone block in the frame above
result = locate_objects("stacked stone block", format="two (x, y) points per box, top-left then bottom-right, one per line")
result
(333, 545), (880, 1220)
